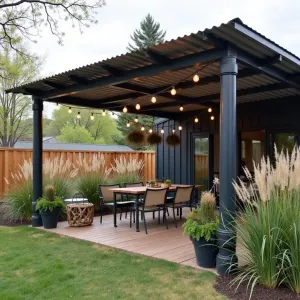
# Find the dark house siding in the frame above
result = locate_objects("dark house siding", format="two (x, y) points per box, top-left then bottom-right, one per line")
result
(155, 98), (300, 184)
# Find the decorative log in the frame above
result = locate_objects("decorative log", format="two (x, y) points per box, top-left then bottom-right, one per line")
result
(67, 203), (94, 227)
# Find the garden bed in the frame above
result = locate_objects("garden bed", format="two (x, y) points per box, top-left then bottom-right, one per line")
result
(216, 275), (300, 300)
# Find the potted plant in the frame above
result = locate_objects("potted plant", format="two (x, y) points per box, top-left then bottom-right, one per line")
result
(165, 179), (172, 187)
(183, 191), (219, 268)
(36, 185), (65, 229)
(149, 180), (156, 188)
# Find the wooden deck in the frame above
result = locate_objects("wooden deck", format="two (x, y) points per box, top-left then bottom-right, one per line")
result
(45, 208), (244, 272)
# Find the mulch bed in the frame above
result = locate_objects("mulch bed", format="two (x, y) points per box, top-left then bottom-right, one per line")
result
(215, 274), (300, 300)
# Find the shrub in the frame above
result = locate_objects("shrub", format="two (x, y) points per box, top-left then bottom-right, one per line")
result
(4, 158), (76, 222)
(232, 146), (300, 296)
(36, 185), (65, 212)
(183, 191), (218, 241)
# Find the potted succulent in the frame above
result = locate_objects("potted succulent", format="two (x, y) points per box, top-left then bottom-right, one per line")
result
(149, 180), (156, 188)
(183, 191), (219, 268)
(36, 185), (65, 229)
(165, 179), (172, 187)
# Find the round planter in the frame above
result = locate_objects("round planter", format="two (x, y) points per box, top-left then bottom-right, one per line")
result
(167, 183), (172, 187)
(191, 236), (218, 268)
(40, 207), (61, 229)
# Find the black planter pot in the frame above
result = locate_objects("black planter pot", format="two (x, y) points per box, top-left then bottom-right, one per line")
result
(39, 207), (61, 229)
(191, 236), (218, 268)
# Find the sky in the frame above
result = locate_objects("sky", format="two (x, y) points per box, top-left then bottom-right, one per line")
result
(29, 0), (300, 118)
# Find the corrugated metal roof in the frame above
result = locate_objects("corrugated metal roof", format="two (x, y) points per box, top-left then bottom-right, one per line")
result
(7, 18), (300, 119)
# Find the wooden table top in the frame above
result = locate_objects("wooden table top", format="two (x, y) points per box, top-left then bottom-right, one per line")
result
(110, 184), (203, 195)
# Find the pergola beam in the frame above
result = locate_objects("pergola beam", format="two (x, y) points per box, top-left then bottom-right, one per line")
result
(43, 80), (66, 89)
(68, 75), (89, 84)
(144, 50), (171, 64)
(101, 64), (123, 76)
(30, 48), (225, 99)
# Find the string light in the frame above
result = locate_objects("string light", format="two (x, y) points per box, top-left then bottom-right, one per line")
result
(90, 113), (94, 121)
(179, 105), (184, 112)
(141, 126), (145, 131)
(172, 128), (175, 134)
(208, 108), (212, 113)
(193, 73), (200, 83)
(149, 128), (153, 133)
(210, 116), (215, 121)
(127, 121), (130, 127)
(171, 86), (176, 96)
(178, 125), (182, 131)
(161, 128), (164, 134)
(134, 116), (139, 123)
(77, 112), (81, 119)
(135, 103), (141, 110)
(151, 95), (157, 103)
(102, 110), (106, 116)
(112, 112), (118, 119)
(123, 106), (128, 113)
(194, 117), (199, 123)
(68, 107), (72, 113)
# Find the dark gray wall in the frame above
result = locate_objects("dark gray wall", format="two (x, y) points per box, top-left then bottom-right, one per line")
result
(155, 98), (300, 184)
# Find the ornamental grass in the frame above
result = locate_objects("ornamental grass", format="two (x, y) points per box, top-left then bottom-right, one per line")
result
(232, 146), (300, 298)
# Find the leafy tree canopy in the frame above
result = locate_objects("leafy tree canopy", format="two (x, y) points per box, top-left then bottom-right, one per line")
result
(127, 13), (166, 51)
(45, 106), (121, 144)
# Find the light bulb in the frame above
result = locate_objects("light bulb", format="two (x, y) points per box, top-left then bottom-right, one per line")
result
(77, 112), (81, 119)
(90, 113), (94, 121)
(172, 129), (175, 134)
(208, 108), (212, 113)
(151, 96), (157, 103)
(127, 121), (130, 127)
(123, 106), (128, 113)
(178, 125), (182, 131)
(149, 129), (153, 133)
(134, 116), (138, 123)
(141, 126), (145, 131)
(194, 117), (199, 123)
(179, 105), (184, 112)
(102, 110), (106, 116)
(112, 113), (117, 119)
(161, 129), (164, 134)
(210, 116), (215, 121)
(135, 103), (141, 110)
(68, 107), (72, 113)
(171, 86), (176, 96)
(193, 73), (200, 82)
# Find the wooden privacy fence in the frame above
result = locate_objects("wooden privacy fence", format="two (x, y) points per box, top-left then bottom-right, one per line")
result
(0, 148), (155, 197)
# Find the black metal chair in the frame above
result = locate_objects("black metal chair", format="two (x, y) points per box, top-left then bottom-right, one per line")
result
(123, 182), (144, 221)
(165, 185), (195, 227)
(131, 188), (169, 234)
(98, 184), (135, 224)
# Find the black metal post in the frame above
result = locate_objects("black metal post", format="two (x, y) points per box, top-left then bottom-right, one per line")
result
(32, 97), (43, 227)
(216, 53), (238, 274)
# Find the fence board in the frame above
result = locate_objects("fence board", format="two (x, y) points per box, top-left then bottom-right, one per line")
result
(0, 148), (155, 198)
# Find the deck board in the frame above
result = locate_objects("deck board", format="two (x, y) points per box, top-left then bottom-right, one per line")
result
(45, 208), (242, 273)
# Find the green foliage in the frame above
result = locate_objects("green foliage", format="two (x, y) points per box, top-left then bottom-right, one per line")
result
(36, 198), (65, 212)
(165, 179), (171, 184)
(149, 180), (155, 185)
(46, 107), (121, 144)
(44, 185), (55, 201)
(0, 44), (41, 147)
(127, 14), (166, 51)
(183, 208), (219, 241)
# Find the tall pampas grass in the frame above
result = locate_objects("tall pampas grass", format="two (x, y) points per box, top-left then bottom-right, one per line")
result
(232, 146), (300, 297)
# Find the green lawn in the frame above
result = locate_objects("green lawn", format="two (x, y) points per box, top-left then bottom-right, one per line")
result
(0, 226), (226, 300)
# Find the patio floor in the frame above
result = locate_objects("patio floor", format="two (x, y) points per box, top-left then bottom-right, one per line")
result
(44, 208), (245, 272)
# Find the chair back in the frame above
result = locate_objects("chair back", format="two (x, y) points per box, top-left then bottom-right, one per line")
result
(143, 188), (168, 207)
(174, 186), (194, 204)
(124, 182), (144, 188)
(98, 184), (121, 202)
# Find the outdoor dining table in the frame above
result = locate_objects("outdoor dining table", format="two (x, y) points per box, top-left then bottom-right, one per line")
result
(109, 184), (203, 232)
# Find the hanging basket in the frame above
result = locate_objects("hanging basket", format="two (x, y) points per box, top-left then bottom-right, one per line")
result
(127, 130), (146, 146)
(147, 132), (162, 145)
(166, 133), (181, 146)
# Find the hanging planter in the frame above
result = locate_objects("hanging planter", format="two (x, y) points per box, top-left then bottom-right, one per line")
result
(166, 133), (181, 146)
(147, 132), (162, 145)
(127, 130), (145, 146)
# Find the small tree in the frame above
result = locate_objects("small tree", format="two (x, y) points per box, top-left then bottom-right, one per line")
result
(127, 14), (166, 51)
(0, 46), (41, 147)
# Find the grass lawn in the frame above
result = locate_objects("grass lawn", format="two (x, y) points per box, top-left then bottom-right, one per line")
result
(0, 226), (226, 300)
